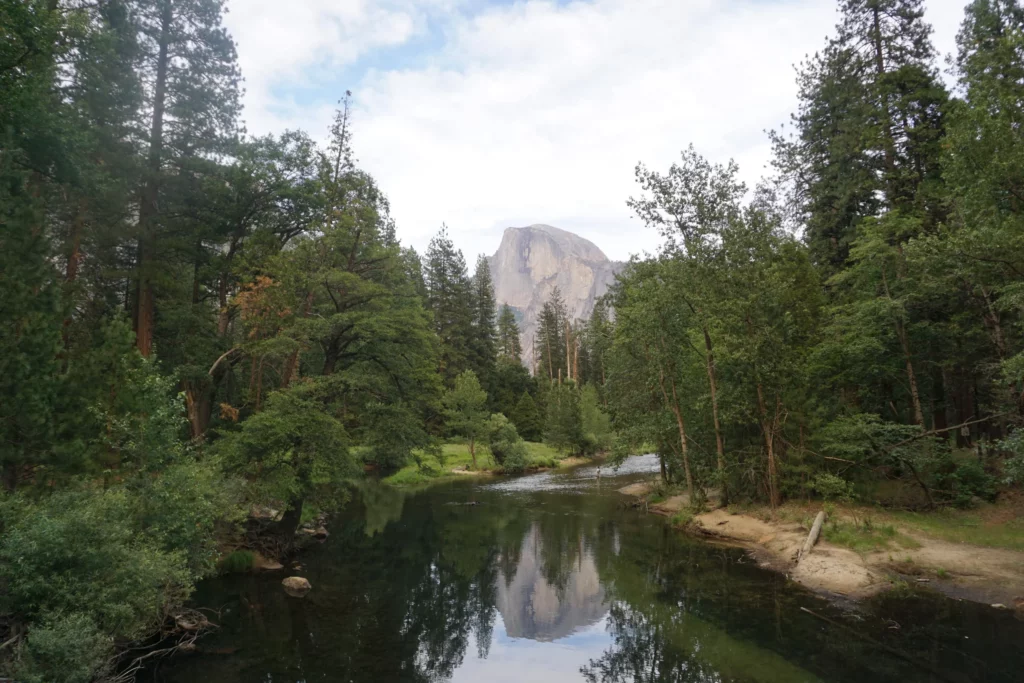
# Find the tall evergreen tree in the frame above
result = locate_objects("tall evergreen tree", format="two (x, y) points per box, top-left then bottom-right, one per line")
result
(424, 226), (475, 384)
(497, 304), (523, 363)
(470, 255), (498, 384)
(132, 0), (242, 357)
(537, 288), (569, 381)
(773, 0), (947, 268)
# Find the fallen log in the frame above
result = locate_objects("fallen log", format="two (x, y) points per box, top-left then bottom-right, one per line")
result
(799, 510), (826, 560)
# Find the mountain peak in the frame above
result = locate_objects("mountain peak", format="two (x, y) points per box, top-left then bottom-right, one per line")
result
(489, 224), (621, 371)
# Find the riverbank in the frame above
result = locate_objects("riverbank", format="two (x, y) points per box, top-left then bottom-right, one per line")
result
(381, 442), (588, 487)
(621, 482), (1024, 608)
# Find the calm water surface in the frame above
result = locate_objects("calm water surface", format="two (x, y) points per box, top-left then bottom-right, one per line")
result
(145, 456), (1024, 683)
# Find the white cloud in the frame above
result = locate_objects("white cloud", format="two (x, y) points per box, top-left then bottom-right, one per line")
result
(225, 0), (971, 262)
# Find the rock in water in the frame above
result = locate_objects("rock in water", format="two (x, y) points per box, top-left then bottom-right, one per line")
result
(489, 224), (622, 372)
(282, 576), (311, 597)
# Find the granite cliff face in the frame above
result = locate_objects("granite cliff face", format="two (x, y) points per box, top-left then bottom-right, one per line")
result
(489, 224), (622, 371)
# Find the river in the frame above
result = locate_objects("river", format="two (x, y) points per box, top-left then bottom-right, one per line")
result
(144, 455), (1023, 682)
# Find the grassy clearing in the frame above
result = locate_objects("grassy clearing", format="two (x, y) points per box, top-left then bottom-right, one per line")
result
(381, 441), (569, 487)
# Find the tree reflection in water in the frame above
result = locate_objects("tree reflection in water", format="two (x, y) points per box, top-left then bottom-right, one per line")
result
(145, 477), (1024, 683)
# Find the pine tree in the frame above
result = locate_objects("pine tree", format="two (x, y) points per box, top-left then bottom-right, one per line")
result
(537, 288), (568, 381)
(773, 0), (948, 268)
(543, 381), (582, 454)
(497, 304), (523, 363)
(511, 391), (542, 442)
(584, 300), (612, 393)
(470, 255), (498, 385)
(424, 226), (475, 384)
(443, 370), (490, 469)
(132, 0), (242, 357)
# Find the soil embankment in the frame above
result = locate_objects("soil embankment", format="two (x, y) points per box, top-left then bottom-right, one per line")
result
(620, 482), (1024, 608)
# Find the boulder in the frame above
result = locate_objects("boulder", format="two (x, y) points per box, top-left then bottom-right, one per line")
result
(282, 576), (312, 597)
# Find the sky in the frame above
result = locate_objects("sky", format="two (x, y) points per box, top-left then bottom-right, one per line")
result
(223, 0), (970, 263)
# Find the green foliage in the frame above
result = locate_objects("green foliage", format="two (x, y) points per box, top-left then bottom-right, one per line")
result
(491, 358), (536, 421)
(511, 390), (542, 441)
(424, 227), (476, 384)
(218, 387), (354, 510)
(669, 509), (694, 527)
(12, 613), (112, 683)
(810, 474), (857, 502)
(544, 382), (583, 454)
(221, 550), (255, 574)
(486, 414), (529, 473)
(0, 489), (193, 643)
(442, 370), (490, 466)
(580, 384), (614, 455)
(497, 304), (523, 363)
(999, 430), (1024, 485)
(932, 456), (997, 508)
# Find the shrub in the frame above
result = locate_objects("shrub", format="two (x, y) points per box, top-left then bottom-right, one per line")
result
(12, 613), (112, 683)
(487, 414), (529, 473)
(810, 473), (857, 502)
(133, 459), (242, 577)
(0, 489), (192, 640)
(221, 550), (255, 574)
(936, 457), (996, 507)
(669, 510), (694, 527)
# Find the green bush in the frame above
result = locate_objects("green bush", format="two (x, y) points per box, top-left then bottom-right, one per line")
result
(133, 459), (242, 576)
(12, 613), (112, 683)
(487, 414), (529, 473)
(937, 457), (997, 507)
(0, 489), (192, 642)
(810, 473), (857, 502)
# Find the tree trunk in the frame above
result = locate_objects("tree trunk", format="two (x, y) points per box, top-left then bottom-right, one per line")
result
(896, 318), (926, 427)
(545, 331), (553, 381)
(277, 497), (304, 541)
(660, 368), (694, 503)
(799, 511), (826, 560)
(469, 438), (477, 470)
(871, 4), (898, 183)
(183, 380), (211, 441)
(702, 327), (727, 505)
(134, 3), (172, 357)
(881, 266), (925, 427)
(756, 381), (780, 509)
(565, 319), (572, 382)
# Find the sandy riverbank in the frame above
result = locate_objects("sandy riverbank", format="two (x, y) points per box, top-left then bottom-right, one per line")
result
(620, 481), (1024, 609)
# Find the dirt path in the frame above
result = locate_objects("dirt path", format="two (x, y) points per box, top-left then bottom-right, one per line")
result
(620, 483), (1024, 608)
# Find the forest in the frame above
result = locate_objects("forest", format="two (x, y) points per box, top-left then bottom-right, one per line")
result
(2, 0), (1024, 680)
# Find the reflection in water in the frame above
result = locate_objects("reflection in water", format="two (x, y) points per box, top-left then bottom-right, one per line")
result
(145, 459), (1024, 683)
(497, 523), (607, 641)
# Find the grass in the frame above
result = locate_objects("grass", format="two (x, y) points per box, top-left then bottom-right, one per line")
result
(220, 550), (255, 574)
(823, 517), (921, 553)
(381, 441), (570, 488)
(883, 507), (1024, 552)
(669, 509), (694, 527)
